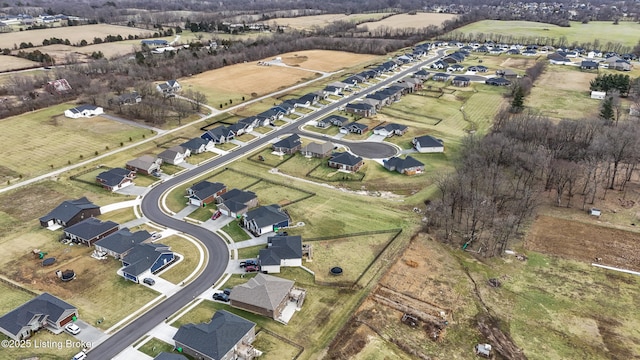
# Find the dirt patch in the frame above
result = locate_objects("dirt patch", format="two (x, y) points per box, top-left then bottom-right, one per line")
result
(537, 66), (597, 92)
(477, 315), (528, 360)
(525, 215), (640, 271)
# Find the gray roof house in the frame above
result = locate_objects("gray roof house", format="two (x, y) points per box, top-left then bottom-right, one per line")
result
(126, 155), (162, 175)
(96, 167), (135, 192)
(272, 134), (302, 155)
(217, 189), (258, 218)
(39, 197), (100, 228)
(94, 228), (152, 259)
(153, 353), (189, 360)
(173, 310), (257, 360)
(230, 274), (296, 321)
(121, 243), (175, 283)
(317, 115), (348, 128)
(180, 137), (214, 154)
(300, 141), (334, 158)
(413, 135), (444, 153)
(0, 293), (78, 341)
(64, 217), (119, 246)
(187, 181), (227, 207)
(328, 152), (364, 172)
(259, 235), (303, 273)
(383, 156), (425, 175)
(242, 205), (289, 236)
(373, 123), (408, 137)
(158, 145), (190, 165)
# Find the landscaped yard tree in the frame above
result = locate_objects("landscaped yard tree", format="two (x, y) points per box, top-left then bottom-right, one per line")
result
(600, 96), (614, 122)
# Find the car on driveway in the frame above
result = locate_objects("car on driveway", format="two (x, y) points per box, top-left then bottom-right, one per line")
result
(211, 210), (222, 220)
(245, 265), (260, 272)
(240, 259), (258, 268)
(143, 278), (155, 286)
(212, 292), (229, 302)
(223, 288), (231, 295)
(65, 322), (81, 335)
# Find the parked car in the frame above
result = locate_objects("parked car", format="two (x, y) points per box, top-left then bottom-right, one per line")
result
(245, 265), (260, 272)
(211, 210), (222, 220)
(143, 278), (155, 286)
(223, 288), (232, 295)
(240, 259), (258, 268)
(213, 292), (229, 302)
(151, 232), (162, 240)
(72, 351), (87, 360)
(65, 323), (81, 335)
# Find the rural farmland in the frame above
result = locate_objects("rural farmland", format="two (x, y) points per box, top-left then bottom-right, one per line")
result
(357, 12), (458, 31)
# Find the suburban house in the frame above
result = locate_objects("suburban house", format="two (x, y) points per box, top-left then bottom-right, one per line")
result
(401, 77), (423, 91)
(94, 228), (152, 259)
(373, 123), (408, 137)
(153, 353), (188, 360)
(468, 65), (488, 73)
(117, 92), (142, 105)
(413, 135), (445, 153)
(485, 77), (511, 86)
(39, 197), (100, 228)
(256, 108), (284, 124)
(300, 141), (334, 158)
(63, 217), (119, 246)
(328, 152), (364, 172)
(158, 145), (190, 165)
(64, 104), (104, 118)
(383, 156), (425, 175)
(96, 167), (136, 192)
(228, 122), (250, 136)
(230, 273), (305, 324)
(547, 52), (572, 65)
(142, 39), (169, 46)
(180, 137), (214, 154)
(430, 60), (447, 69)
(432, 73), (449, 82)
(605, 57), (633, 71)
(156, 80), (181, 96)
(322, 85), (341, 96)
(187, 181), (227, 207)
(317, 115), (348, 128)
(126, 155), (162, 175)
(340, 122), (369, 135)
(580, 60), (599, 70)
(173, 310), (257, 360)
(201, 125), (236, 144)
(242, 204), (289, 236)
(0, 293), (78, 341)
(452, 76), (471, 87)
(272, 134), (302, 154)
(413, 69), (430, 80)
(121, 243), (175, 283)
(345, 102), (375, 117)
(258, 235), (303, 273)
(447, 64), (464, 72)
(45, 78), (72, 94)
(496, 69), (518, 78)
(217, 189), (258, 218)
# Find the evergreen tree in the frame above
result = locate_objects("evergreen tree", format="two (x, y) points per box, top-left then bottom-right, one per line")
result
(510, 86), (524, 113)
(600, 96), (614, 122)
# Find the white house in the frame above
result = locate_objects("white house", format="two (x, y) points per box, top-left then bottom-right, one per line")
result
(158, 145), (190, 165)
(64, 105), (104, 118)
(258, 235), (303, 273)
(412, 135), (444, 153)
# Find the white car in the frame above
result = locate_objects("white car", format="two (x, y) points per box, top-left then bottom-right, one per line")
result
(65, 323), (81, 335)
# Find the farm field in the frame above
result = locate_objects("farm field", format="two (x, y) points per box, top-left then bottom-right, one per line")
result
(0, 103), (150, 180)
(277, 50), (380, 72)
(357, 12), (458, 31)
(526, 65), (600, 119)
(450, 20), (640, 47)
(0, 55), (40, 71)
(0, 24), (154, 49)
(266, 12), (395, 30)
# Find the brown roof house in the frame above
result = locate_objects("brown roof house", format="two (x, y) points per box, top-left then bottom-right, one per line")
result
(173, 310), (258, 360)
(126, 155), (162, 175)
(229, 273), (306, 324)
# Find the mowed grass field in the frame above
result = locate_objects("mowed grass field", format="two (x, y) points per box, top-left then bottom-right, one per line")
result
(357, 12), (458, 30)
(450, 20), (640, 47)
(0, 24), (153, 49)
(0, 55), (40, 71)
(278, 50), (380, 72)
(0, 103), (150, 180)
(267, 12), (395, 30)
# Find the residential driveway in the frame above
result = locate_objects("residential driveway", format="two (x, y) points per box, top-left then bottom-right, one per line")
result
(146, 322), (178, 345)
(176, 162), (196, 170)
(200, 216), (234, 232)
(115, 185), (149, 196)
(367, 134), (387, 142)
(230, 139), (246, 146)
(172, 205), (198, 220)
(141, 274), (181, 296)
(120, 216), (149, 229)
(232, 235), (270, 250)
(112, 347), (153, 360)
(400, 148), (418, 155)
(333, 133), (347, 139)
(72, 320), (108, 346)
(226, 259), (248, 274)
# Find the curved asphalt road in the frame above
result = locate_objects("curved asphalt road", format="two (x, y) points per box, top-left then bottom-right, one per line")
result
(88, 48), (448, 360)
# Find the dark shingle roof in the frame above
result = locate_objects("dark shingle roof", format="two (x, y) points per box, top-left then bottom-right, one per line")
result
(39, 197), (99, 224)
(245, 205), (288, 228)
(384, 156), (424, 172)
(173, 310), (255, 360)
(414, 135), (444, 148)
(122, 243), (172, 277)
(229, 273), (294, 311)
(189, 181), (226, 201)
(180, 137), (208, 151)
(64, 217), (118, 241)
(219, 189), (256, 204)
(273, 134), (301, 150)
(67, 104), (100, 114)
(345, 103), (373, 111)
(259, 236), (303, 266)
(329, 152), (363, 167)
(375, 123), (407, 133)
(0, 293), (76, 337)
(96, 168), (132, 187)
(95, 228), (151, 255)
(153, 353), (188, 360)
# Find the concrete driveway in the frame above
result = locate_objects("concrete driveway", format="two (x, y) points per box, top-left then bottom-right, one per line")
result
(115, 185), (149, 196)
(72, 320), (108, 346)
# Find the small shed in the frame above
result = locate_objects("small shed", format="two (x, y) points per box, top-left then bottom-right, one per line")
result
(475, 343), (492, 358)
(591, 91), (606, 100)
(589, 208), (602, 217)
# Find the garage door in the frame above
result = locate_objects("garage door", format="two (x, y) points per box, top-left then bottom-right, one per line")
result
(59, 313), (75, 327)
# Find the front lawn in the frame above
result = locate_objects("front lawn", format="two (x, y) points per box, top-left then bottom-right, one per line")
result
(220, 221), (251, 242)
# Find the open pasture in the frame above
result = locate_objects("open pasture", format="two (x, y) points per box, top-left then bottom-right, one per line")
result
(450, 20), (640, 47)
(0, 55), (40, 71)
(357, 12), (458, 31)
(278, 50), (380, 72)
(0, 103), (149, 179)
(267, 13), (395, 30)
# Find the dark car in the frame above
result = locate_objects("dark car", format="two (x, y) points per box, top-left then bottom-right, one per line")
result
(245, 265), (260, 272)
(211, 210), (222, 220)
(143, 278), (155, 286)
(240, 259), (258, 268)
(223, 288), (232, 295)
(213, 292), (229, 302)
